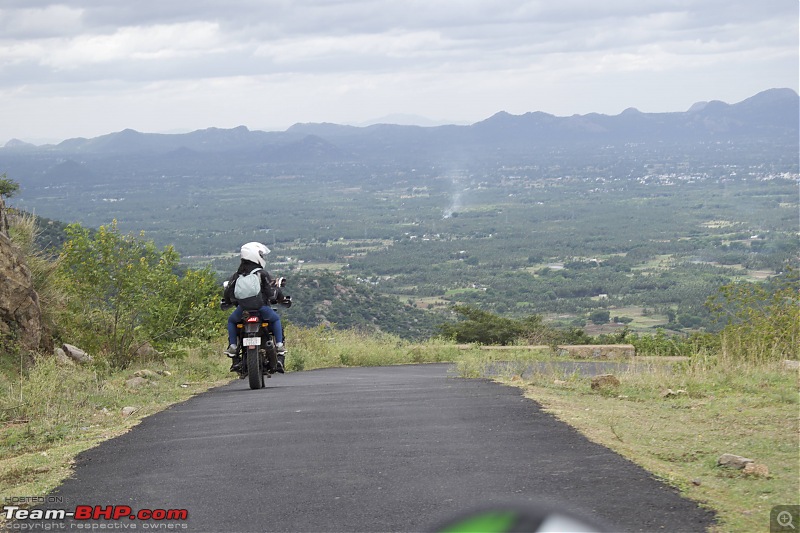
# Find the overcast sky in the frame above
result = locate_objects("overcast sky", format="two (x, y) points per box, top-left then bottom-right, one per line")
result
(1, 0), (797, 144)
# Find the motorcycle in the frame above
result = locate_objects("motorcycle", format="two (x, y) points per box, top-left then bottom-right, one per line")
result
(222, 279), (291, 390)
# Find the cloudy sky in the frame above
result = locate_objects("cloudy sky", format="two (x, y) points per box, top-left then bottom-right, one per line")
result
(1, 0), (797, 144)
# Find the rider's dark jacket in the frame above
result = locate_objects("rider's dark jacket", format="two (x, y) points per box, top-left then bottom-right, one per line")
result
(223, 259), (276, 309)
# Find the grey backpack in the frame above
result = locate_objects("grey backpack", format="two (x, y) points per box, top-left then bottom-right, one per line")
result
(233, 268), (264, 309)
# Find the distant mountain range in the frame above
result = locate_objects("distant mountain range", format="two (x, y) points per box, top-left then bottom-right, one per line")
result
(2, 88), (797, 166)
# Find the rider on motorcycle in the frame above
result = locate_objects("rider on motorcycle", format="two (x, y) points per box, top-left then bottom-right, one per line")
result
(222, 242), (287, 373)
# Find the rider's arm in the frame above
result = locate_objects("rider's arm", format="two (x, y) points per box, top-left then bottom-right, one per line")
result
(259, 270), (277, 302)
(223, 273), (239, 304)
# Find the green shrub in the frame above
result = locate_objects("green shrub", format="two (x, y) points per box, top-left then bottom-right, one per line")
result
(55, 221), (227, 368)
(706, 269), (799, 363)
(439, 305), (550, 345)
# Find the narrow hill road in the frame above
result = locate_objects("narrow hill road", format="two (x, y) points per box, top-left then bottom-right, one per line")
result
(40, 364), (714, 532)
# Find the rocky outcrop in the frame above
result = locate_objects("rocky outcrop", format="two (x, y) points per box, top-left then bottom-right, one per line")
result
(62, 343), (93, 364)
(0, 197), (7, 236)
(590, 373), (621, 390)
(717, 453), (754, 469)
(0, 196), (46, 356)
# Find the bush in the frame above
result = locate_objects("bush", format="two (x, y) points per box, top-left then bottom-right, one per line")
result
(0, 174), (19, 198)
(589, 309), (610, 325)
(56, 221), (227, 368)
(439, 305), (550, 345)
(706, 269), (799, 363)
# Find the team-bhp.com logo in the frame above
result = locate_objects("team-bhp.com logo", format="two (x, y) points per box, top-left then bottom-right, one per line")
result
(3, 505), (188, 524)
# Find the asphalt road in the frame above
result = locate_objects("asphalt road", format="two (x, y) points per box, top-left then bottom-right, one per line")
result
(39, 364), (714, 532)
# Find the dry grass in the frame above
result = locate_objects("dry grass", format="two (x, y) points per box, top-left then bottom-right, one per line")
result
(490, 357), (799, 532)
(0, 345), (231, 503)
(285, 324), (462, 370)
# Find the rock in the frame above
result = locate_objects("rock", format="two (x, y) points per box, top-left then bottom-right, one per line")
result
(62, 343), (94, 364)
(717, 453), (754, 469)
(661, 388), (687, 398)
(135, 342), (159, 359)
(54, 347), (75, 366)
(781, 360), (799, 371)
(121, 406), (138, 417)
(0, 196), (50, 356)
(0, 197), (7, 236)
(134, 369), (158, 379)
(691, 479), (702, 486)
(156, 370), (172, 377)
(742, 462), (770, 477)
(125, 377), (148, 389)
(553, 379), (567, 386)
(591, 374), (620, 390)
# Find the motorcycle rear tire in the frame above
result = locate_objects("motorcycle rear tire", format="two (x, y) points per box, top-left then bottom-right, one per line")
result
(246, 347), (263, 389)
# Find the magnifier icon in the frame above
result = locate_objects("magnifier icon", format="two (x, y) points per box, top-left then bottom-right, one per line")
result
(778, 510), (796, 529)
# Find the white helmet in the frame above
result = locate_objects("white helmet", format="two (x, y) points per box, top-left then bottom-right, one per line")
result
(240, 242), (271, 268)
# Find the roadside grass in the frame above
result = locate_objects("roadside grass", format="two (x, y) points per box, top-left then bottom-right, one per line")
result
(0, 344), (231, 504)
(455, 346), (556, 378)
(3, 323), (797, 533)
(284, 324), (463, 370)
(477, 357), (799, 533)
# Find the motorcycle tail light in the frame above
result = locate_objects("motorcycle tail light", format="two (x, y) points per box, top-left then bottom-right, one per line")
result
(246, 316), (260, 323)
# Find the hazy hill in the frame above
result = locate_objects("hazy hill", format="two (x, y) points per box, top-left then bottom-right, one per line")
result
(3, 89), (796, 165)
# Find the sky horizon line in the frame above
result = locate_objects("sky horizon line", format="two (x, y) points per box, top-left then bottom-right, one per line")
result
(4, 85), (794, 147)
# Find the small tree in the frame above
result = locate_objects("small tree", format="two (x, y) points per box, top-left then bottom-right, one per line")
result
(589, 309), (610, 325)
(706, 268), (799, 363)
(57, 221), (225, 367)
(0, 174), (19, 199)
(439, 305), (550, 345)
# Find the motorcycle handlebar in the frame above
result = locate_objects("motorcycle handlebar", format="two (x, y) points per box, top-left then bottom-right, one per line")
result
(274, 295), (292, 308)
(221, 296), (291, 310)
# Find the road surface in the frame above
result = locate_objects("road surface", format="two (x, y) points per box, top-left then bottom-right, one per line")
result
(38, 364), (714, 532)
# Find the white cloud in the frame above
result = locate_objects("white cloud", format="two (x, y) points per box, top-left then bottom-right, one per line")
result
(43, 22), (227, 69)
(0, 0), (796, 142)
